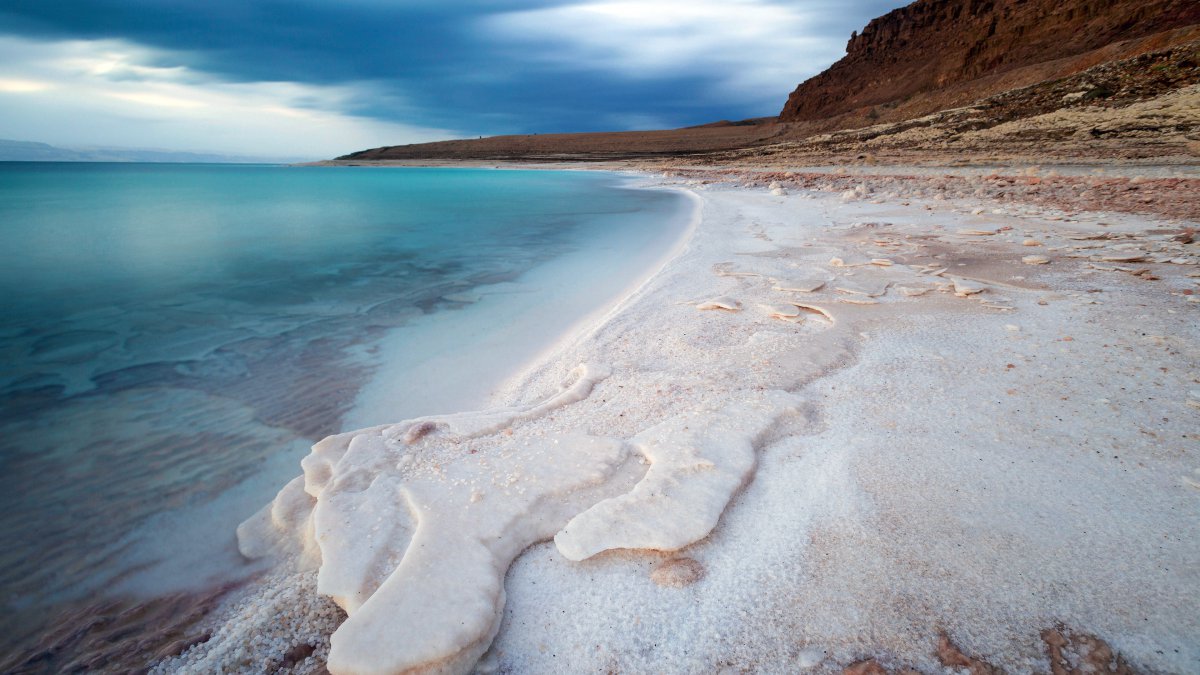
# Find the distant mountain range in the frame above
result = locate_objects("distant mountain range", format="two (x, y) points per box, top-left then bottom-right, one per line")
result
(0, 139), (307, 164)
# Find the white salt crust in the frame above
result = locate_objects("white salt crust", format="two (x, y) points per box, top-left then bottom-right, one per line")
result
(163, 177), (1200, 675)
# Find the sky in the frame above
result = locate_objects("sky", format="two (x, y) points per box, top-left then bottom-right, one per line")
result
(0, 0), (901, 159)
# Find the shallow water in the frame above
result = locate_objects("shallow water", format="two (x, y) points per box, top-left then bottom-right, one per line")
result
(0, 162), (688, 658)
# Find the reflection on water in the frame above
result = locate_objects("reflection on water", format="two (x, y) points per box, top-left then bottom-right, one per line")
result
(0, 163), (681, 661)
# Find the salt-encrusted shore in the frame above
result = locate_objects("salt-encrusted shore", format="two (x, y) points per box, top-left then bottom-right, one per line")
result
(157, 168), (1199, 675)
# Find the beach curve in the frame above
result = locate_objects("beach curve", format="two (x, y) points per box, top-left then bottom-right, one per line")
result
(159, 168), (1199, 675)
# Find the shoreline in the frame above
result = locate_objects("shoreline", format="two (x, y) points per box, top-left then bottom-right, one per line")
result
(481, 185), (703, 408)
(311, 159), (1200, 221)
(343, 177), (698, 429)
(0, 167), (697, 673)
(160, 163), (1198, 674)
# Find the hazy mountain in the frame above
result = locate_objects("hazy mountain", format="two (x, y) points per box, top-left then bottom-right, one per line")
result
(0, 139), (310, 164)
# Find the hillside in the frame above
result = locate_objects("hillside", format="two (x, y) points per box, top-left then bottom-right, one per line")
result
(718, 38), (1200, 165)
(336, 119), (784, 162)
(780, 0), (1200, 122)
(335, 0), (1200, 165)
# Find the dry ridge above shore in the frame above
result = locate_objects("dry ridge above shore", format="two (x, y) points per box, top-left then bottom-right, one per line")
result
(334, 33), (1200, 168)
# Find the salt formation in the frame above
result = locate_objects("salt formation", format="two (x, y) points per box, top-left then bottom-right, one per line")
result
(772, 276), (827, 293)
(950, 276), (987, 296)
(695, 296), (742, 311)
(326, 434), (636, 674)
(239, 365), (798, 674)
(171, 174), (1200, 675)
(555, 391), (800, 560)
(832, 279), (890, 297)
(789, 302), (836, 323)
(761, 303), (804, 321)
(237, 363), (615, 573)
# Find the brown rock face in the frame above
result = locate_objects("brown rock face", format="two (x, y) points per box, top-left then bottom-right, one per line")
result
(780, 0), (1200, 122)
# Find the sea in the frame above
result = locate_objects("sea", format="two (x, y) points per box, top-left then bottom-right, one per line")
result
(0, 162), (691, 666)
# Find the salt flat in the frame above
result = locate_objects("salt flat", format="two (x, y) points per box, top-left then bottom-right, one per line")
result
(160, 172), (1200, 675)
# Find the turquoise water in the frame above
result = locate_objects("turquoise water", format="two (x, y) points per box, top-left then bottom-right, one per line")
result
(0, 162), (688, 658)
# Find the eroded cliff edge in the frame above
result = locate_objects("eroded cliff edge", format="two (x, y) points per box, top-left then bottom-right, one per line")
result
(780, 0), (1200, 123)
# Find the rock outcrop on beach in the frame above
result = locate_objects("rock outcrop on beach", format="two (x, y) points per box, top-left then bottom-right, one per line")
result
(778, 0), (1200, 123)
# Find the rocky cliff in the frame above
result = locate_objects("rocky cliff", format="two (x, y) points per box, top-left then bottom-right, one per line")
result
(780, 0), (1200, 122)
(336, 0), (1200, 166)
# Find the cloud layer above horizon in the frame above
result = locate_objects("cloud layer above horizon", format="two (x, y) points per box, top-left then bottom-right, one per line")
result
(0, 0), (900, 158)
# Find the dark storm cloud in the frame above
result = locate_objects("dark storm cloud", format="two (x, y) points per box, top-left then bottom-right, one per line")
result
(0, 0), (903, 135)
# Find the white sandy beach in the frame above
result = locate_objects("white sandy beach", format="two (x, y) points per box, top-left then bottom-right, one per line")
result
(158, 170), (1200, 675)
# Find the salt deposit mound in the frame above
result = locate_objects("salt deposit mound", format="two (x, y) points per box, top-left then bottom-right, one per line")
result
(239, 364), (800, 674)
